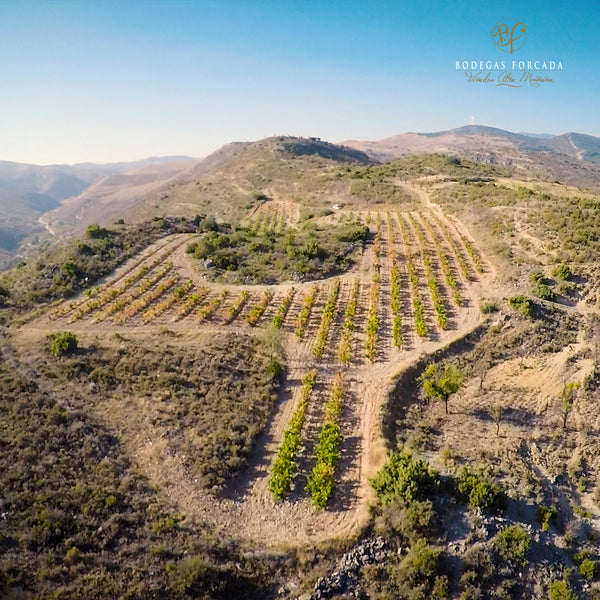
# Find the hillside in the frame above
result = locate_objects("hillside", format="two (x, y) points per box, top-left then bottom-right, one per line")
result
(2, 139), (600, 599)
(121, 136), (376, 227)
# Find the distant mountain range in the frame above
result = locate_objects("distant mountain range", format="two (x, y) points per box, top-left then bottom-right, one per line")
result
(0, 156), (199, 267)
(344, 125), (600, 163)
(343, 125), (600, 171)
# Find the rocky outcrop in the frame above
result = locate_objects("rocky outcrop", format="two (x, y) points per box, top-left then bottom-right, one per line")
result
(309, 537), (390, 600)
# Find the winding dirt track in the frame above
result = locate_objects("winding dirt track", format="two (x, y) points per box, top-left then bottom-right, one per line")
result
(25, 188), (496, 546)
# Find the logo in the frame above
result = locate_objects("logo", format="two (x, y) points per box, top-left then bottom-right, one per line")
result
(491, 19), (526, 54)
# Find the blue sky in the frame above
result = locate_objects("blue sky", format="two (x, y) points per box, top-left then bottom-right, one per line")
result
(0, 0), (598, 164)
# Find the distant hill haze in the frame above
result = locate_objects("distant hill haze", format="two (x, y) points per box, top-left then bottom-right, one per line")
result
(343, 125), (600, 163)
(0, 156), (199, 267)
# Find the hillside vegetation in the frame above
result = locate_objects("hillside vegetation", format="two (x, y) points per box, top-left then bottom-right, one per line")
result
(3, 138), (600, 599)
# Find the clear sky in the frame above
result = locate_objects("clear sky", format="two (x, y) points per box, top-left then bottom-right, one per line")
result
(0, 0), (598, 165)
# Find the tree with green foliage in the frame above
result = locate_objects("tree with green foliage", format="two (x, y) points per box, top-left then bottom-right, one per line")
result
(418, 362), (465, 414)
(49, 332), (79, 356)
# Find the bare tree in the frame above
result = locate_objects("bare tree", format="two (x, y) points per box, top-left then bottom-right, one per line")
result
(476, 351), (494, 390)
(489, 403), (504, 436)
(561, 382), (580, 431)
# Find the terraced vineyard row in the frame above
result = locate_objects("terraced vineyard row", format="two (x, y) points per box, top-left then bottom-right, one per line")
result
(249, 202), (298, 234)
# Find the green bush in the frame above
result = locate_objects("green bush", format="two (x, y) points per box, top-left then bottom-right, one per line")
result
(335, 224), (369, 243)
(266, 359), (283, 380)
(508, 295), (533, 317)
(371, 449), (440, 505)
(0, 284), (9, 306)
(152, 515), (177, 533)
(375, 498), (434, 542)
(535, 283), (557, 302)
(529, 270), (545, 284)
(537, 505), (557, 531)
(49, 332), (79, 356)
(456, 468), (507, 514)
(579, 558), (598, 580)
(552, 264), (572, 280)
(401, 539), (443, 582)
(169, 555), (219, 595)
(362, 539), (447, 599)
(86, 224), (112, 239)
(493, 525), (530, 566)
(480, 301), (498, 314)
(548, 579), (576, 600)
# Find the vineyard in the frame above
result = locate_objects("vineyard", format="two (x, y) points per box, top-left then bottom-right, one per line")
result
(37, 205), (490, 529)
(246, 200), (300, 234)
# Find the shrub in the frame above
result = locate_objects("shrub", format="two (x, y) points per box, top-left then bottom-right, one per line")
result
(480, 301), (498, 314)
(0, 284), (9, 306)
(548, 579), (576, 600)
(86, 224), (112, 239)
(537, 505), (557, 531)
(49, 332), (79, 356)
(508, 295), (533, 317)
(62, 261), (81, 277)
(552, 264), (572, 280)
(456, 468), (507, 513)
(401, 539), (443, 582)
(335, 224), (369, 243)
(371, 449), (440, 505)
(529, 270), (545, 284)
(375, 498), (434, 542)
(169, 555), (219, 595)
(535, 283), (557, 302)
(579, 558), (598, 580)
(266, 359), (283, 380)
(493, 525), (530, 566)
